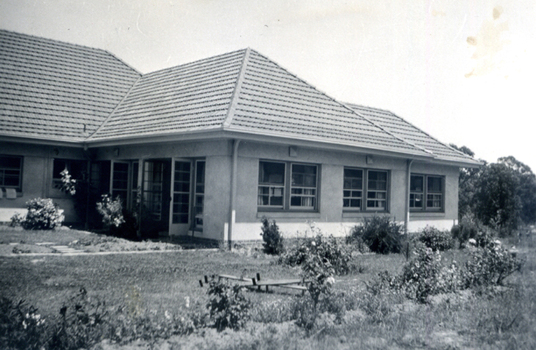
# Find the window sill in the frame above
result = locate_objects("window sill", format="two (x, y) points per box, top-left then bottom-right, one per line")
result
(410, 211), (445, 218)
(256, 211), (321, 220)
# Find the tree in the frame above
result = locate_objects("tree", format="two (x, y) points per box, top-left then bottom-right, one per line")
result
(499, 156), (536, 224)
(450, 144), (482, 220)
(474, 162), (522, 234)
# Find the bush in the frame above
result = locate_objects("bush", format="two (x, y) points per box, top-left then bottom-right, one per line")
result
(400, 247), (460, 303)
(349, 216), (403, 254)
(48, 288), (109, 350)
(96, 195), (125, 229)
(451, 217), (479, 246)
(461, 241), (523, 288)
(20, 198), (64, 230)
(279, 231), (353, 275)
(260, 217), (284, 255)
(418, 226), (453, 251)
(0, 297), (46, 350)
(206, 279), (251, 332)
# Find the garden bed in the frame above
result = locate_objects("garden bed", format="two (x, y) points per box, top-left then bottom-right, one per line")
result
(1, 228), (535, 349)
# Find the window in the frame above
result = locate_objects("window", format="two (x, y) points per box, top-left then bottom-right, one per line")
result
(193, 160), (205, 230)
(343, 168), (363, 209)
(53, 159), (87, 183)
(343, 168), (389, 211)
(366, 170), (388, 210)
(258, 162), (285, 208)
(410, 174), (444, 211)
(258, 161), (319, 211)
(0, 156), (23, 191)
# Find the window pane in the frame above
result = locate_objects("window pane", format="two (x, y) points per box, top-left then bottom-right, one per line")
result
(259, 162), (285, 184)
(410, 175), (424, 192)
(428, 176), (442, 193)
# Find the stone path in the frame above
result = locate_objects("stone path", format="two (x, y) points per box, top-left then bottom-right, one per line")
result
(50, 245), (81, 254)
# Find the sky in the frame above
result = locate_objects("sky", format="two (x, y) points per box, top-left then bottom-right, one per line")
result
(1, 0), (534, 171)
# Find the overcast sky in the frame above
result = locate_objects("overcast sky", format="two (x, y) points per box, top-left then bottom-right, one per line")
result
(1, 0), (534, 170)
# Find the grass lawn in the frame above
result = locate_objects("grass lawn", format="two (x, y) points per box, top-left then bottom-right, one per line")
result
(1, 228), (535, 349)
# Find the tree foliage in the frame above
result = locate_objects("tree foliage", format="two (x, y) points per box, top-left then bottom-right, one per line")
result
(452, 145), (536, 234)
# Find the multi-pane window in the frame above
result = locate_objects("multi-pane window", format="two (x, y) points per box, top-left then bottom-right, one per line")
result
(343, 168), (389, 211)
(366, 170), (388, 210)
(53, 159), (87, 183)
(193, 160), (205, 230)
(410, 174), (444, 211)
(0, 156), (22, 191)
(258, 162), (285, 208)
(258, 161), (319, 211)
(172, 161), (191, 224)
(290, 164), (317, 209)
(343, 168), (363, 208)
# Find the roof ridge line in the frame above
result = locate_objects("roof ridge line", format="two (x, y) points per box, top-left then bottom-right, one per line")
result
(223, 48), (251, 128)
(341, 102), (434, 157)
(86, 75), (143, 140)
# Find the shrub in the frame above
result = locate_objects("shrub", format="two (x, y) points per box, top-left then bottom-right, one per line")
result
(96, 194), (125, 228)
(206, 279), (251, 332)
(400, 247), (460, 303)
(461, 241), (523, 288)
(418, 226), (453, 251)
(0, 297), (46, 350)
(451, 217), (479, 246)
(48, 287), (110, 350)
(260, 217), (284, 255)
(21, 198), (64, 230)
(349, 216), (403, 254)
(279, 231), (352, 275)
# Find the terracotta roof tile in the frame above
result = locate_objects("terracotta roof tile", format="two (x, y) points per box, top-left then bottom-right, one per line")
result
(347, 104), (481, 165)
(0, 30), (140, 141)
(0, 31), (480, 165)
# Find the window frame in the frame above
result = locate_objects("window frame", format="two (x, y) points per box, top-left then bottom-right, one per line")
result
(258, 160), (320, 212)
(410, 174), (445, 212)
(343, 167), (390, 212)
(0, 155), (23, 192)
(52, 158), (88, 185)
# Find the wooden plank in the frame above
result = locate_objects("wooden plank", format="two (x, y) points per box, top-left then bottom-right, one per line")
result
(253, 279), (303, 286)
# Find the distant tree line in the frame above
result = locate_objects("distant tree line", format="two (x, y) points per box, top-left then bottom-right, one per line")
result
(451, 145), (536, 235)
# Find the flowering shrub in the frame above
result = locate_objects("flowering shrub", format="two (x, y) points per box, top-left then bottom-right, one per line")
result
(418, 226), (453, 251)
(96, 194), (125, 228)
(461, 240), (523, 288)
(260, 217), (284, 255)
(279, 231), (352, 275)
(349, 216), (403, 254)
(0, 297), (46, 350)
(400, 247), (461, 303)
(57, 169), (77, 196)
(206, 279), (251, 331)
(20, 198), (64, 230)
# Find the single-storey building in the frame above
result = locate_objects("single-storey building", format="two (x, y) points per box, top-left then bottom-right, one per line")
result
(0, 30), (481, 242)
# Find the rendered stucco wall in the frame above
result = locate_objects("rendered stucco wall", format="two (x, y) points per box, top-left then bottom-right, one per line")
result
(0, 141), (86, 223)
(228, 141), (461, 241)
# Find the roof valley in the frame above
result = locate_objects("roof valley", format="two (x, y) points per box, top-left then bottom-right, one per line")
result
(87, 76), (142, 140)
